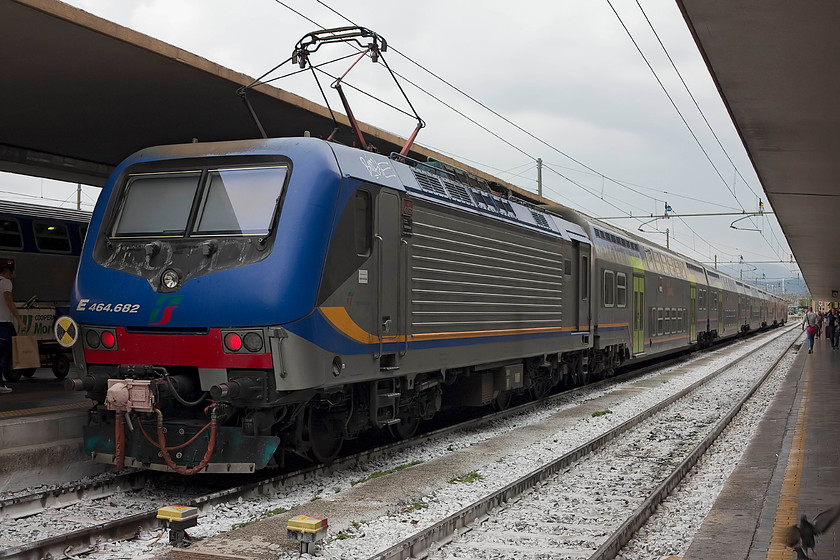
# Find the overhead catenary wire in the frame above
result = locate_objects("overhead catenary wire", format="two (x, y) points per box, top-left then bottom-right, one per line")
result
(310, 0), (795, 268)
(607, 0), (791, 265)
(632, 0), (764, 204)
(271, 0), (796, 277)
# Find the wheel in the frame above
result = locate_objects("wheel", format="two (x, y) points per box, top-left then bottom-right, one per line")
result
(492, 390), (513, 411)
(51, 353), (70, 379)
(3, 369), (22, 383)
(527, 363), (553, 400)
(306, 407), (345, 464)
(21, 368), (37, 378)
(388, 415), (421, 440)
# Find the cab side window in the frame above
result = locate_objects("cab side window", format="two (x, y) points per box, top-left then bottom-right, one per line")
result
(354, 191), (372, 256)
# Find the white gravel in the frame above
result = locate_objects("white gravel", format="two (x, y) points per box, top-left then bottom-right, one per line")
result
(0, 326), (799, 560)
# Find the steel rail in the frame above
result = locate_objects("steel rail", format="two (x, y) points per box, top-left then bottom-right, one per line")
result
(365, 327), (796, 560)
(0, 472), (150, 521)
(0, 326), (790, 560)
(587, 329), (800, 559)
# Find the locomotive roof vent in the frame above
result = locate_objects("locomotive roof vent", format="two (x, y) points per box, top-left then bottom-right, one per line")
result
(530, 210), (551, 229)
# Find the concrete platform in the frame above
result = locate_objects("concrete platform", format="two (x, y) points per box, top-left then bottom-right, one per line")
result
(683, 331), (840, 560)
(0, 367), (105, 492)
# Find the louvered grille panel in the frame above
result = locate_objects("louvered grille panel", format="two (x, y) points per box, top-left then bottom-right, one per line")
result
(411, 205), (564, 333)
(443, 181), (474, 205)
(413, 170), (447, 197)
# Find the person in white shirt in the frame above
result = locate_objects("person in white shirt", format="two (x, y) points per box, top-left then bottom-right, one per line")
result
(0, 262), (22, 393)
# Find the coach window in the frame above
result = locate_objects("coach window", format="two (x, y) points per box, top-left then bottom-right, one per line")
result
(664, 308), (670, 334)
(616, 272), (627, 307)
(564, 259), (572, 275)
(603, 270), (615, 307)
(580, 255), (589, 300)
(657, 308), (664, 335)
(699, 289), (706, 311)
(354, 190), (372, 256)
(650, 308), (657, 337)
(34, 222), (71, 253)
(679, 308), (684, 332)
(0, 219), (23, 249)
(712, 292), (718, 311)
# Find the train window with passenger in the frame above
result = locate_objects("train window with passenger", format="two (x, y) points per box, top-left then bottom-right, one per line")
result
(195, 167), (288, 235)
(616, 272), (627, 307)
(34, 222), (71, 253)
(603, 270), (615, 307)
(0, 219), (23, 249)
(354, 190), (372, 256)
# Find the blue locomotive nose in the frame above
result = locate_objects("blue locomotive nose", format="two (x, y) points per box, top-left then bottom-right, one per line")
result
(74, 139), (344, 329)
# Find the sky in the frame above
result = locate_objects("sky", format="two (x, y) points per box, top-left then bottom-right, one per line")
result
(0, 0), (801, 290)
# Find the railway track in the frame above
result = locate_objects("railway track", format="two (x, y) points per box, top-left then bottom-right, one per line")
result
(0, 327), (794, 560)
(362, 327), (800, 560)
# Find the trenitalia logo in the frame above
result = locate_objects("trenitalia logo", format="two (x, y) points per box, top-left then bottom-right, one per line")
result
(148, 295), (183, 325)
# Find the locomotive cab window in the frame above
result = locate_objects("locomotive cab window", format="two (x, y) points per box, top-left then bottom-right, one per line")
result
(580, 255), (589, 300)
(113, 166), (288, 238)
(195, 167), (287, 235)
(354, 190), (372, 256)
(0, 219), (23, 250)
(34, 222), (71, 253)
(113, 171), (201, 237)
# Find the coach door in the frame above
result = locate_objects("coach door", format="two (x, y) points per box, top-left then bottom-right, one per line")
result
(376, 191), (402, 356)
(632, 274), (645, 355)
(690, 285), (697, 342)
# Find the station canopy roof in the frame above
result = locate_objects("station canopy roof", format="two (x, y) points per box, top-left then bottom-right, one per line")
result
(678, 1), (840, 301)
(0, 0), (517, 196)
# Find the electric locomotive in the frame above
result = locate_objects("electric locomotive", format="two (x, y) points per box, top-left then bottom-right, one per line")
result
(65, 137), (607, 473)
(63, 136), (786, 474)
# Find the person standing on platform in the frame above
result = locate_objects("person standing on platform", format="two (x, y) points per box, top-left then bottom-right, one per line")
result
(802, 307), (818, 354)
(817, 310), (824, 339)
(833, 310), (840, 349)
(828, 308), (839, 349)
(0, 262), (22, 393)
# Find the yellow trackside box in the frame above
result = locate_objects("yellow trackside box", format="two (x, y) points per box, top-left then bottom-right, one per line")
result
(157, 505), (199, 522)
(287, 515), (329, 533)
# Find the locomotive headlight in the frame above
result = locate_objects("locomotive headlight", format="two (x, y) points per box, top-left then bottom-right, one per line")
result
(243, 332), (263, 352)
(85, 329), (100, 349)
(161, 269), (180, 290)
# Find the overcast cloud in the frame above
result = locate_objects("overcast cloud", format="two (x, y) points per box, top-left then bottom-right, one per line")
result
(2, 0), (799, 286)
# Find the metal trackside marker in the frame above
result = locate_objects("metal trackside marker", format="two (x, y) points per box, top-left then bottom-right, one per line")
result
(55, 315), (79, 348)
